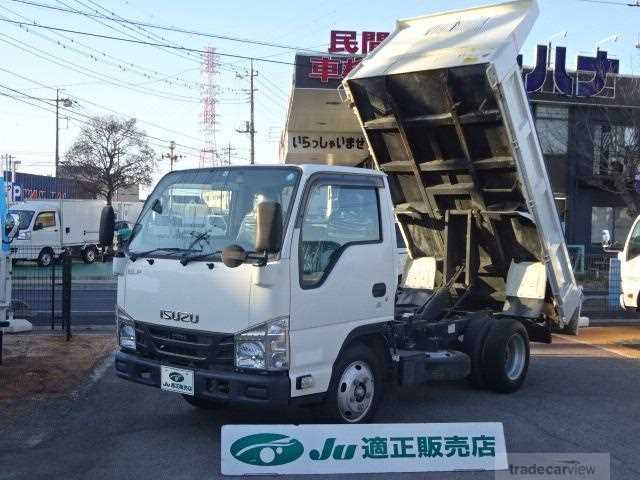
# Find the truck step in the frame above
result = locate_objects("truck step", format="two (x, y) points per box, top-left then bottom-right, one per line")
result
(396, 349), (470, 386)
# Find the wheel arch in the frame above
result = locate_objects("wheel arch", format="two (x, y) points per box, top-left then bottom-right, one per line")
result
(333, 322), (392, 380)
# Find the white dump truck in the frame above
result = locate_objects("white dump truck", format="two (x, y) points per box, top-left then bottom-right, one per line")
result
(110, 0), (582, 423)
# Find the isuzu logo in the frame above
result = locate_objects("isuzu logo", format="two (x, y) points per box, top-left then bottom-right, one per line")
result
(160, 309), (200, 324)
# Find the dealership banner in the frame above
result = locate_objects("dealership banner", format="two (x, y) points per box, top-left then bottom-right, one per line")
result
(221, 422), (507, 475)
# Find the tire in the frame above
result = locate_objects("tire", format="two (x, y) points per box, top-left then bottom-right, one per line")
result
(462, 313), (494, 389)
(181, 394), (224, 410)
(37, 248), (54, 267)
(82, 246), (98, 264)
(481, 318), (530, 393)
(321, 342), (383, 423)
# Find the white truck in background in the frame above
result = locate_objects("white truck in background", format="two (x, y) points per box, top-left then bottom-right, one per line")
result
(10, 199), (142, 266)
(615, 214), (640, 310)
(110, 0), (582, 424)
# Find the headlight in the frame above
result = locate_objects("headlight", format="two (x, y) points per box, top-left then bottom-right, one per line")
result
(17, 231), (31, 240)
(116, 306), (136, 350)
(234, 316), (289, 371)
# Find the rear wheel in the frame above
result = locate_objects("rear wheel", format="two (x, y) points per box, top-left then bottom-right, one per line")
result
(82, 245), (98, 264)
(462, 314), (494, 389)
(37, 248), (54, 267)
(481, 318), (530, 393)
(322, 342), (382, 423)
(181, 394), (224, 410)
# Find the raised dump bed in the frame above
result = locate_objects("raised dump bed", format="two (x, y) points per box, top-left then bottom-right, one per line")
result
(344, 0), (582, 332)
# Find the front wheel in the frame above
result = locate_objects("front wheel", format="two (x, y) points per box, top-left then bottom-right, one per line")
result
(37, 248), (54, 267)
(322, 343), (383, 423)
(482, 318), (530, 393)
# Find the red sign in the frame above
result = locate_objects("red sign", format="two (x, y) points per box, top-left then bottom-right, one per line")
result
(328, 30), (390, 55)
(308, 57), (362, 83)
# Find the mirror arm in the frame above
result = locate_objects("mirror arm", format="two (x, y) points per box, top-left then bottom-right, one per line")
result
(245, 251), (268, 267)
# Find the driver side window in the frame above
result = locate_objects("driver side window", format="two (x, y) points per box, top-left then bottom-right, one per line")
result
(35, 211), (56, 229)
(300, 183), (381, 289)
(628, 220), (640, 261)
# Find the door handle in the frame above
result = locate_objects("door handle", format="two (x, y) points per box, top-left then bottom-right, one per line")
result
(372, 282), (386, 298)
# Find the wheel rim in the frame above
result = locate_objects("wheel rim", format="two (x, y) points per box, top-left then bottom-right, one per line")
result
(86, 249), (95, 261)
(336, 360), (374, 423)
(41, 253), (51, 265)
(505, 333), (526, 381)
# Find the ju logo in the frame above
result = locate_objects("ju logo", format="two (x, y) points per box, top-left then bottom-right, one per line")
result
(230, 433), (304, 466)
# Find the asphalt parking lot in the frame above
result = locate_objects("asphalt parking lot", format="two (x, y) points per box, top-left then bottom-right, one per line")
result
(1, 330), (640, 480)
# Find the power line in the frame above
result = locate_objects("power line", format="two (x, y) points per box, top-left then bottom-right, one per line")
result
(0, 3), (203, 90)
(572, 0), (639, 5)
(59, 0), (202, 65)
(0, 82), (203, 153)
(0, 65), (202, 142)
(9, 0), (326, 53)
(0, 18), (298, 66)
(0, 31), (202, 103)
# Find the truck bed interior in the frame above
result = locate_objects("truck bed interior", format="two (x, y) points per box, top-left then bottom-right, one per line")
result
(347, 64), (549, 317)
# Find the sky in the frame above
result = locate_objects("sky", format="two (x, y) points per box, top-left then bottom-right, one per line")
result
(0, 0), (639, 198)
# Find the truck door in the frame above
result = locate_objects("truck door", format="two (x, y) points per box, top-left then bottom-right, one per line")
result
(622, 217), (640, 308)
(32, 210), (59, 248)
(288, 174), (396, 397)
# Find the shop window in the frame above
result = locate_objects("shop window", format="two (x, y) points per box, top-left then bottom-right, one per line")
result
(535, 106), (569, 155)
(591, 206), (635, 244)
(593, 124), (638, 175)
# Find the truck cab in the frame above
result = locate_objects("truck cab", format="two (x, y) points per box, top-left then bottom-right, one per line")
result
(10, 202), (61, 266)
(115, 165), (398, 420)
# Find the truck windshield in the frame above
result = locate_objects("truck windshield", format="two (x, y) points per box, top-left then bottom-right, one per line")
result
(9, 210), (35, 230)
(128, 167), (301, 260)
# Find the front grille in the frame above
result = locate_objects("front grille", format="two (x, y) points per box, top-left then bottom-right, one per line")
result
(135, 322), (234, 369)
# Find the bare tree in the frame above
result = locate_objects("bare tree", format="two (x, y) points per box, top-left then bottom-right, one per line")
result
(62, 116), (156, 204)
(574, 81), (640, 217)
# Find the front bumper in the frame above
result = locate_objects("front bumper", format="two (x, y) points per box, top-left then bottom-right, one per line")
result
(115, 350), (291, 407)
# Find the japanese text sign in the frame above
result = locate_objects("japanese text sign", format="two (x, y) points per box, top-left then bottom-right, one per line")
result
(289, 134), (366, 153)
(328, 30), (389, 55)
(221, 422), (507, 475)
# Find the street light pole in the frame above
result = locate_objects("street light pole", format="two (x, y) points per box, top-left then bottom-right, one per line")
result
(55, 89), (59, 177)
(54, 89), (74, 178)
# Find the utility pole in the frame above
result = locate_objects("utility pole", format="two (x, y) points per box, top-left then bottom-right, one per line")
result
(54, 89), (74, 177)
(236, 59), (258, 164)
(162, 141), (184, 171)
(220, 141), (236, 166)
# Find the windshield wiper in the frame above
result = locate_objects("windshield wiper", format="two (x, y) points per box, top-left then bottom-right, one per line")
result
(179, 250), (222, 266)
(129, 247), (190, 262)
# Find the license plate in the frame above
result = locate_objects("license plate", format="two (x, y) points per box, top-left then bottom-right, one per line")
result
(160, 366), (194, 396)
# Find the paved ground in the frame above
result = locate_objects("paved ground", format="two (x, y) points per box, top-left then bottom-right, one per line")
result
(1, 327), (639, 480)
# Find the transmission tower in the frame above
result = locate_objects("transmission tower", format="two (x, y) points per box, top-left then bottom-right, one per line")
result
(199, 46), (219, 167)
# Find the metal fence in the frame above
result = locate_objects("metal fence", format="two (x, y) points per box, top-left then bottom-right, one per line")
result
(572, 251), (636, 317)
(11, 248), (73, 337)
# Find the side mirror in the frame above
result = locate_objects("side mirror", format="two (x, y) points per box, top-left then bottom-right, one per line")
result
(99, 206), (115, 245)
(4, 213), (19, 241)
(33, 222), (43, 231)
(601, 229), (611, 247)
(151, 198), (163, 214)
(222, 244), (247, 268)
(255, 201), (282, 254)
